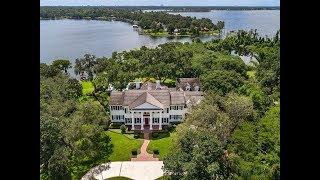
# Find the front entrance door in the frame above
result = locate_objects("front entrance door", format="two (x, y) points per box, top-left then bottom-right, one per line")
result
(144, 118), (149, 125)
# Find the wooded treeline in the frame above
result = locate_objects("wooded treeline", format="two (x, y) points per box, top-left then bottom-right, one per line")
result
(40, 7), (224, 35)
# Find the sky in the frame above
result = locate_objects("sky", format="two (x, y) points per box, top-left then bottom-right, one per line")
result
(40, 0), (280, 6)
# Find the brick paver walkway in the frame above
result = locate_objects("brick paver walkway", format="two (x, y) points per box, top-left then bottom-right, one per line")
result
(131, 132), (159, 161)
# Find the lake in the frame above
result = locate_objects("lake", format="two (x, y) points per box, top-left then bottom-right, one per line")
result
(170, 10), (280, 38)
(40, 10), (279, 63)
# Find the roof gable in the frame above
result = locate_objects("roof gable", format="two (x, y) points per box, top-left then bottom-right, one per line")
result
(132, 102), (162, 110)
(130, 92), (164, 109)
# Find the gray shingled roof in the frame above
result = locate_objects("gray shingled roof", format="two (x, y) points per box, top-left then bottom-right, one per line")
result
(170, 91), (185, 105)
(109, 78), (203, 107)
(147, 90), (171, 107)
(109, 89), (203, 107)
(123, 90), (146, 106)
(176, 78), (201, 91)
(185, 91), (204, 108)
(109, 91), (124, 105)
(130, 92), (164, 109)
(109, 90), (171, 107)
(140, 82), (156, 90)
(184, 91), (204, 97)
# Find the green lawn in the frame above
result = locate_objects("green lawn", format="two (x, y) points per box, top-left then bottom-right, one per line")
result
(155, 176), (169, 180)
(106, 176), (132, 180)
(107, 131), (143, 161)
(81, 81), (94, 95)
(108, 129), (136, 139)
(147, 132), (176, 160)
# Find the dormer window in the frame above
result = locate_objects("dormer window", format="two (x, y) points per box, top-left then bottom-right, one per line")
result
(194, 85), (200, 91)
(185, 82), (191, 91)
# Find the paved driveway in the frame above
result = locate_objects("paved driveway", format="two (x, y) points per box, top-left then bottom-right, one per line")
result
(92, 161), (164, 180)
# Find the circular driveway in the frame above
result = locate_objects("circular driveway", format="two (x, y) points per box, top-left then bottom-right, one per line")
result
(83, 161), (164, 180)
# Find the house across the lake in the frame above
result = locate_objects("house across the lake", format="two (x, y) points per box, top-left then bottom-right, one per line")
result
(109, 78), (203, 131)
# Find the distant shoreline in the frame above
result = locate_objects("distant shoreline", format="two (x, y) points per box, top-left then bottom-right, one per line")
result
(40, 6), (280, 12)
(40, 18), (221, 38)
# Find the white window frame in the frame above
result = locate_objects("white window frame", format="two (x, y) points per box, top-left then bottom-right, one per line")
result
(134, 118), (141, 124)
(152, 118), (160, 123)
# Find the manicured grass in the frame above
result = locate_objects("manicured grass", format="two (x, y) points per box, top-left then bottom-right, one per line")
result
(163, 79), (175, 83)
(107, 131), (143, 161)
(108, 129), (136, 139)
(247, 70), (256, 79)
(147, 132), (176, 160)
(163, 79), (176, 87)
(81, 81), (94, 95)
(106, 176), (132, 180)
(155, 176), (169, 180)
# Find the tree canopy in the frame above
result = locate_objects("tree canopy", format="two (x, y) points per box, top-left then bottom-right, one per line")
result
(161, 30), (280, 179)
(40, 63), (112, 179)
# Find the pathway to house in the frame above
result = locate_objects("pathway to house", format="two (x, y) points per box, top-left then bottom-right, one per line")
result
(82, 131), (163, 180)
(131, 131), (159, 161)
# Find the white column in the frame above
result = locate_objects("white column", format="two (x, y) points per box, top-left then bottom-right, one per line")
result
(131, 111), (135, 130)
(141, 112), (144, 130)
(159, 111), (162, 130)
(150, 112), (153, 130)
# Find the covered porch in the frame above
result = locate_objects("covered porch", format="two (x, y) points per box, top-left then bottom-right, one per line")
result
(127, 125), (166, 131)
(128, 106), (167, 130)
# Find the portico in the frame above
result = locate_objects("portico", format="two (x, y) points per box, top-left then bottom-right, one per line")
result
(130, 110), (163, 131)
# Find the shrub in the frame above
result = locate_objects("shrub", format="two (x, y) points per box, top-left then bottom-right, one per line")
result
(109, 123), (122, 129)
(152, 132), (159, 138)
(131, 149), (138, 156)
(153, 149), (159, 155)
(120, 124), (126, 134)
(166, 124), (175, 132)
(170, 122), (181, 125)
(152, 131), (170, 139)
(134, 132), (143, 139)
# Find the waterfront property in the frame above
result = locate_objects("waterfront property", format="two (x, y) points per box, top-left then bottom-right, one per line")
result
(109, 78), (203, 131)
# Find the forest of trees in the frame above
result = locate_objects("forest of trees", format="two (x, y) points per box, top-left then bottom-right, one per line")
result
(162, 30), (280, 179)
(40, 29), (280, 179)
(40, 7), (224, 35)
(40, 62), (113, 179)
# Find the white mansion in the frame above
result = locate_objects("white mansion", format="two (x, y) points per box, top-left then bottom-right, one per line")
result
(109, 78), (203, 131)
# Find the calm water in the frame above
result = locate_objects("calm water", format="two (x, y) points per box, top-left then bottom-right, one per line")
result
(40, 20), (213, 63)
(171, 10), (280, 38)
(40, 10), (279, 63)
